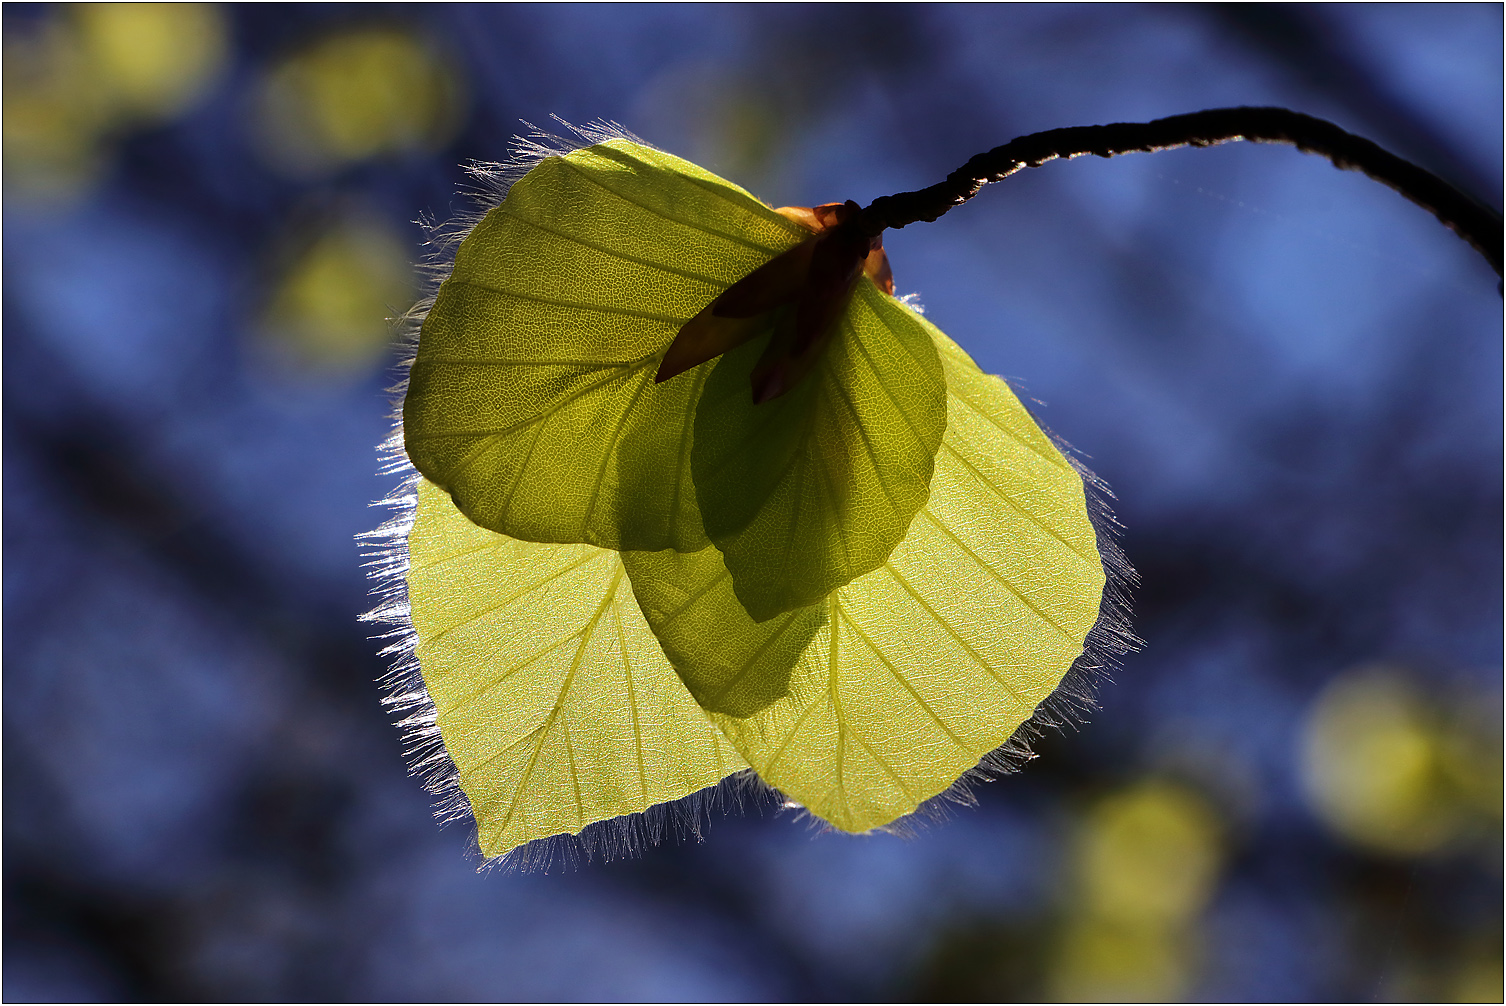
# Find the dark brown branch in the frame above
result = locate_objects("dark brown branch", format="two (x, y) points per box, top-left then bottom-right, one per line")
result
(855, 106), (1502, 278)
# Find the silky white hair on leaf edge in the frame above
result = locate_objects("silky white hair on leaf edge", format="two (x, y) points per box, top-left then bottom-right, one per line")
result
(361, 117), (1138, 867)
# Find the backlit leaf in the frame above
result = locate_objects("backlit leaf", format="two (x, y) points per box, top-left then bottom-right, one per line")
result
(405, 478), (747, 856)
(691, 278), (946, 620)
(623, 543), (825, 717)
(403, 138), (808, 553)
(393, 129), (1113, 851)
(628, 319), (1107, 832)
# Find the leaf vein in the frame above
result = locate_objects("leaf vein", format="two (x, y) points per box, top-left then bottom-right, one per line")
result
(836, 605), (972, 756)
(422, 550), (602, 651)
(881, 564), (1028, 706)
(407, 355), (655, 447)
(470, 566), (622, 827)
(919, 509), (1077, 642)
(614, 596), (650, 801)
(580, 369), (653, 534)
(555, 155), (788, 255)
(938, 440), (1096, 565)
(442, 277), (686, 325)
(497, 207), (731, 287)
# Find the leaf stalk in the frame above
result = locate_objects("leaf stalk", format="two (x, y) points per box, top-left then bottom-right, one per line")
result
(853, 106), (1502, 278)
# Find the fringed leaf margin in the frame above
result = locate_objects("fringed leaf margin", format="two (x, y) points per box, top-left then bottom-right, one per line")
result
(360, 118), (1139, 861)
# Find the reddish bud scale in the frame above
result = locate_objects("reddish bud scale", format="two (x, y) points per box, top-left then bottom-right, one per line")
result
(655, 200), (894, 402)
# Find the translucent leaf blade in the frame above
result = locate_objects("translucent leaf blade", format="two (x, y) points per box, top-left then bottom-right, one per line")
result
(691, 280), (948, 620)
(406, 479), (747, 857)
(631, 309), (1107, 833)
(404, 138), (808, 553)
(622, 544), (826, 717)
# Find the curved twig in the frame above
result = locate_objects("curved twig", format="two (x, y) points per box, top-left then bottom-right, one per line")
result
(855, 106), (1502, 278)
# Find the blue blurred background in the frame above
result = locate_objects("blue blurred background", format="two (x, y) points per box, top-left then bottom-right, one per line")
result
(4, 4), (1500, 1001)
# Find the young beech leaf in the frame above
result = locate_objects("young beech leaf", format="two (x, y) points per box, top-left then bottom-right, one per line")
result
(385, 125), (1118, 858)
(404, 138), (810, 553)
(628, 323), (1107, 832)
(405, 478), (747, 857)
(691, 280), (946, 621)
(622, 543), (826, 717)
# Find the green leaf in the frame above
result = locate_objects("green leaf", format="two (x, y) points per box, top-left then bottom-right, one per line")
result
(622, 544), (826, 717)
(406, 478), (747, 857)
(628, 320), (1106, 833)
(403, 138), (807, 552)
(398, 134), (1108, 843)
(691, 280), (947, 620)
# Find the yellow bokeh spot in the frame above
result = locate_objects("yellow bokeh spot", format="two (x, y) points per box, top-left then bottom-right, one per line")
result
(1077, 779), (1225, 926)
(262, 216), (416, 376)
(1300, 667), (1497, 856)
(72, 3), (228, 120)
(3, 4), (227, 202)
(256, 27), (464, 175)
(1047, 780), (1225, 1001)
(1450, 953), (1504, 1004)
(1050, 916), (1193, 1003)
(3, 19), (109, 199)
